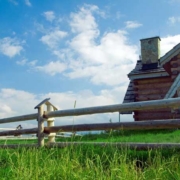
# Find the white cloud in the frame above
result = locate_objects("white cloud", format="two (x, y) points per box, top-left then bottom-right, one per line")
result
(16, 59), (37, 66)
(66, 30), (137, 86)
(16, 58), (28, 65)
(0, 103), (16, 119)
(25, 0), (31, 7)
(36, 61), (67, 75)
(38, 4), (138, 86)
(161, 34), (180, 56)
(168, 16), (180, 24)
(28, 60), (38, 66)
(125, 21), (143, 29)
(70, 4), (99, 33)
(0, 37), (23, 58)
(40, 30), (68, 49)
(43, 11), (55, 22)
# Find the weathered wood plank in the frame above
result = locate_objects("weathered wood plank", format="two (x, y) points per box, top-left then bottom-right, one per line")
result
(136, 94), (165, 100)
(124, 95), (135, 99)
(134, 82), (172, 90)
(0, 113), (38, 124)
(135, 88), (169, 95)
(134, 77), (172, 85)
(171, 63), (179, 68)
(0, 128), (38, 136)
(44, 98), (180, 118)
(125, 87), (135, 91)
(136, 96), (163, 101)
(134, 108), (171, 113)
(44, 119), (180, 133)
(172, 70), (179, 75)
(170, 58), (180, 65)
(134, 113), (180, 121)
(171, 67), (180, 71)
(37, 105), (45, 147)
(125, 90), (135, 95)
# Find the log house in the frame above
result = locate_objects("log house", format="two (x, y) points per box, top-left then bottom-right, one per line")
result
(122, 36), (180, 121)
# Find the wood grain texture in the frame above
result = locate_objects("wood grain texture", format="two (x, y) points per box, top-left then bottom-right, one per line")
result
(134, 77), (172, 85)
(134, 82), (172, 90)
(43, 119), (180, 133)
(0, 128), (38, 136)
(0, 113), (38, 124)
(44, 98), (180, 118)
(135, 88), (169, 95)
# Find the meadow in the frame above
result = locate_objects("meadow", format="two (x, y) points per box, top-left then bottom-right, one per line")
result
(0, 129), (180, 179)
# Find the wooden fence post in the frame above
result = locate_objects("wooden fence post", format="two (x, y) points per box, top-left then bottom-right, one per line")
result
(46, 104), (56, 143)
(37, 105), (44, 147)
(35, 98), (58, 146)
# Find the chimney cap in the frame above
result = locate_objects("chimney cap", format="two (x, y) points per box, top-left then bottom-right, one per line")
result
(140, 36), (161, 41)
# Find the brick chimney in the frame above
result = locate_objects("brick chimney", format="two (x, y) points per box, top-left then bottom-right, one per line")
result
(140, 36), (161, 70)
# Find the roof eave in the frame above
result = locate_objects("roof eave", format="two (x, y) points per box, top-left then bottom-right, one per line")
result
(128, 71), (169, 80)
(160, 43), (180, 66)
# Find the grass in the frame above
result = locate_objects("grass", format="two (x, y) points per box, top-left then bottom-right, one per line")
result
(1, 129), (180, 145)
(0, 130), (180, 179)
(79, 129), (180, 143)
(0, 145), (180, 179)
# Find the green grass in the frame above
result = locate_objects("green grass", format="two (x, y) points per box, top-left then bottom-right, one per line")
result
(56, 129), (180, 143)
(0, 145), (180, 179)
(0, 130), (180, 180)
(1, 129), (180, 145)
(0, 130), (180, 179)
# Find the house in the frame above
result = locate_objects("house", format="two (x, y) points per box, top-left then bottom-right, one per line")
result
(122, 36), (180, 121)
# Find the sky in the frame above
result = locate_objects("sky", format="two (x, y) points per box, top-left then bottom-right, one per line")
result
(1, 0), (180, 129)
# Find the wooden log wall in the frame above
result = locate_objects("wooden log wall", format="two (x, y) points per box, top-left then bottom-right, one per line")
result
(133, 77), (174, 121)
(163, 54), (180, 80)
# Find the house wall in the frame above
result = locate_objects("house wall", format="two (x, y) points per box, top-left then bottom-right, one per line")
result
(163, 54), (180, 80)
(133, 77), (179, 121)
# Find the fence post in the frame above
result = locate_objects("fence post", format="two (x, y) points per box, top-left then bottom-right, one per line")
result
(37, 105), (45, 147)
(46, 104), (56, 143)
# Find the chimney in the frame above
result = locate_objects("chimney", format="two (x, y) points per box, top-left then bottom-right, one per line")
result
(140, 36), (161, 70)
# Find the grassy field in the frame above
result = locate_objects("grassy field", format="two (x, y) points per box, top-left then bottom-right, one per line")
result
(0, 130), (180, 179)
(1, 129), (180, 145)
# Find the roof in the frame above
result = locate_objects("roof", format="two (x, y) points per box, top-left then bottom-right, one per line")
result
(121, 81), (135, 114)
(128, 60), (169, 80)
(34, 98), (58, 111)
(160, 43), (180, 66)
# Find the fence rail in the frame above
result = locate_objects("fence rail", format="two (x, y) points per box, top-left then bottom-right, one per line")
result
(0, 97), (180, 148)
(44, 97), (180, 118)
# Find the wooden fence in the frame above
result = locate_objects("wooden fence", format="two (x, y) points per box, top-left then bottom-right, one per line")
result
(1, 97), (180, 149)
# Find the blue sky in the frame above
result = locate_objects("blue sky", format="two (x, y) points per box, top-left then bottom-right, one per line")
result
(1, 0), (180, 128)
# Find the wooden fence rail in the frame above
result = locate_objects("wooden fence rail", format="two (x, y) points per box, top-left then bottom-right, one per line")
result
(44, 97), (180, 118)
(1, 119), (180, 137)
(43, 119), (180, 133)
(0, 97), (180, 148)
(0, 113), (37, 124)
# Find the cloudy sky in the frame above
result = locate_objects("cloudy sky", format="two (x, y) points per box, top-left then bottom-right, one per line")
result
(1, 0), (180, 128)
